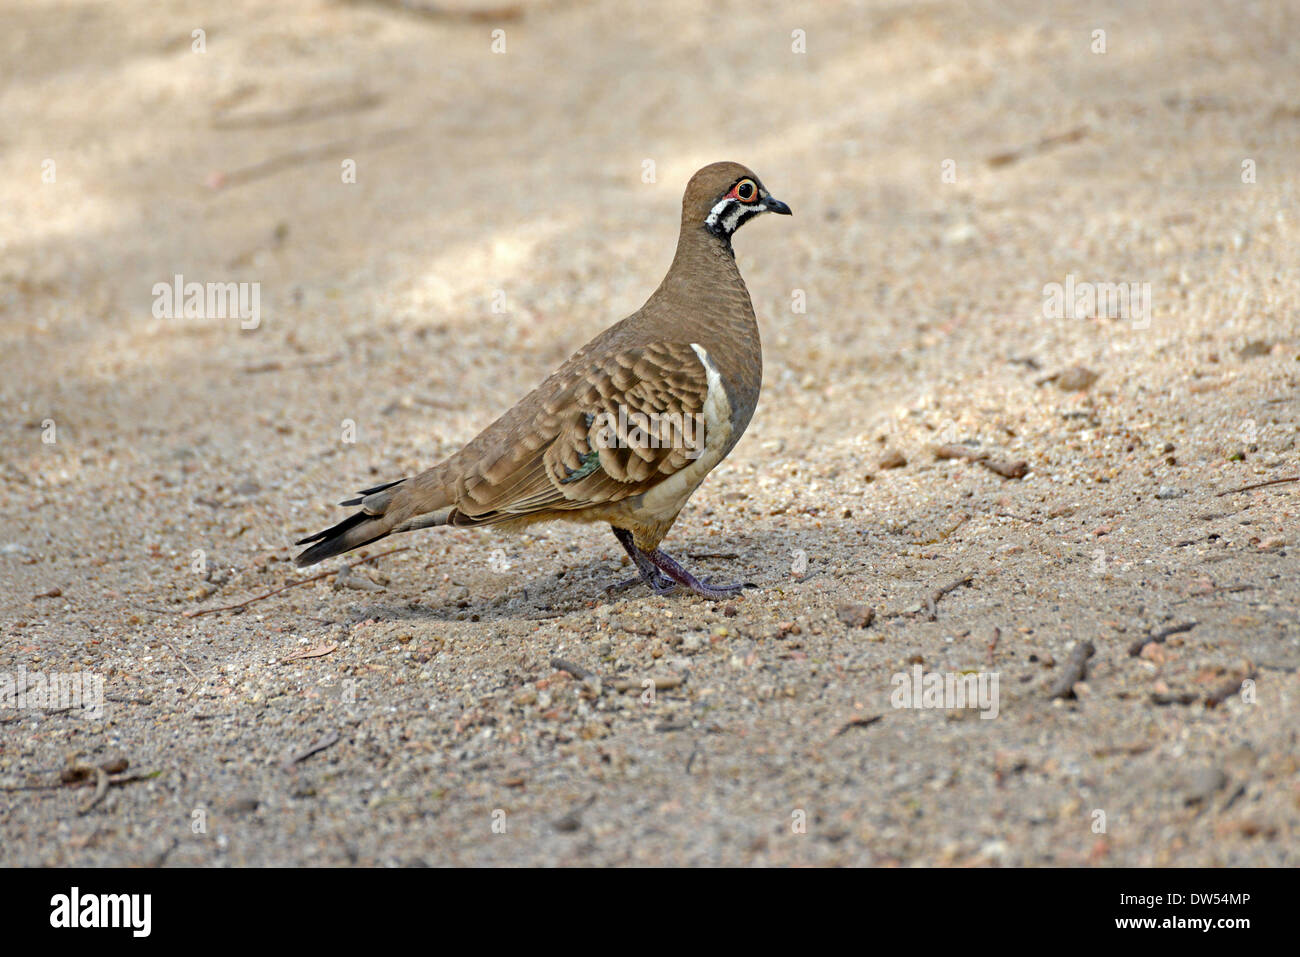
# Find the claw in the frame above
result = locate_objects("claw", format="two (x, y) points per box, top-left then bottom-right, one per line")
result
(607, 573), (677, 595)
(688, 579), (746, 600)
(645, 547), (746, 601)
(608, 527), (745, 601)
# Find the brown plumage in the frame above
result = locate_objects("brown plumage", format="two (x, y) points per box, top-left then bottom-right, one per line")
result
(295, 161), (791, 598)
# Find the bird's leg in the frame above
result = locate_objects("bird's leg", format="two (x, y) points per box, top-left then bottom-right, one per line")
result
(608, 527), (677, 594)
(644, 546), (747, 600)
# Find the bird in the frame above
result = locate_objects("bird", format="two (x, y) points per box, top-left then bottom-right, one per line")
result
(294, 161), (791, 599)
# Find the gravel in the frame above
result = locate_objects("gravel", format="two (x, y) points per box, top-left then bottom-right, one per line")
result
(1, 0), (1297, 866)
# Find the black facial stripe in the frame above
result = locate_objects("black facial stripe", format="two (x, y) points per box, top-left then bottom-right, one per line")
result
(705, 197), (740, 238)
(732, 207), (761, 230)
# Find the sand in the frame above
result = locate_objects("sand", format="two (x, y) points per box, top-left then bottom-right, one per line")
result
(1, 0), (1297, 865)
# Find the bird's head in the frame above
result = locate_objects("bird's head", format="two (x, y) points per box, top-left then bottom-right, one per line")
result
(682, 162), (792, 243)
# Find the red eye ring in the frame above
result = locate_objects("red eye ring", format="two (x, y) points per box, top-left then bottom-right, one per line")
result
(729, 179), (759, 203)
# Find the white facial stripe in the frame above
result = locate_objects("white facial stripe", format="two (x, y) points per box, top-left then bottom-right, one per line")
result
(705, 197), (733, 230)
(706, 196), (763, 235)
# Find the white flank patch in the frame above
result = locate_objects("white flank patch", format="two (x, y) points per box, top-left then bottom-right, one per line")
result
(638, 343), (734, 520)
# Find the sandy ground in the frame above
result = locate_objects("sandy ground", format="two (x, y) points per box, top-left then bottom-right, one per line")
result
(2, 0), (1298, 866)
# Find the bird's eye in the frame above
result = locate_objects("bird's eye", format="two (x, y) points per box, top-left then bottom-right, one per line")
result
(735, 180), (757, 202)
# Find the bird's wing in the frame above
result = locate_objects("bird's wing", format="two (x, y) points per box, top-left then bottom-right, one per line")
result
(449, 341), (713, 522)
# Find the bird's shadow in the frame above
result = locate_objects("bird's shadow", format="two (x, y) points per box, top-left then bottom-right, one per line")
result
(336, 525), (840, 626)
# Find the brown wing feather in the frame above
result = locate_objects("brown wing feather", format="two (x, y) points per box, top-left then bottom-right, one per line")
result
(450, 341), (709, 522)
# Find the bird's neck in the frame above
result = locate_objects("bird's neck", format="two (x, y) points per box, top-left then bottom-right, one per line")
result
(644, 225), (762, 421)
(651, 226), (756, 326)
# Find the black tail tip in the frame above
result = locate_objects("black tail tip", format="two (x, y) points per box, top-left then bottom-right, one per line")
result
(295, 478), (406, 567)
(293, 541), (330, 568)
(291, 511), (379, 567)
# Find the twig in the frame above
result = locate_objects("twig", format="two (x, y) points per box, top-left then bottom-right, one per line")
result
(3, 761), (155, 808)
(211, 92), (383, 131)
(1172, 584), (1255, 605)
(987, 125), (1088, 167)
(95, 771), (160, 787)
(550, 658), (597, 682)
(912, 515), (969, 544)
(926, 575), (974, 621)
(1128, 621), (1197, 657)
(654, 720), (692, 732)
(342, 0), (526, 22)
(283, 731), (340, 771)
(1152, 672), (1255, 708)
(553, 795), (596, 831)
(181, 547), (410, 618)
(412, 395), (459, 411)
(161, 638), (202, 688)
(62, 757), (129, 780)
(612, 675), (683, 693)
(1047, 641), (1095, 699)
(241, 354), (343, 375)
(685, 745), (701, 775)
(833, 714), (882, 737)
(207, 126), (413, 190)
(987, 627), (1001, 666)
(1216, 476), (1299, 497)
(280, 642), (339, 664)
(77, 765), (110, 815)
(151, 837), (180, 868)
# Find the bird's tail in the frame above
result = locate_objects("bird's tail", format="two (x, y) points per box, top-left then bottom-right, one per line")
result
(294, 477), (451, 566)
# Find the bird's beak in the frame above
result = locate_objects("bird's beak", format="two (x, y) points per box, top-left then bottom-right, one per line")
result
(763, 196), (792, 215)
